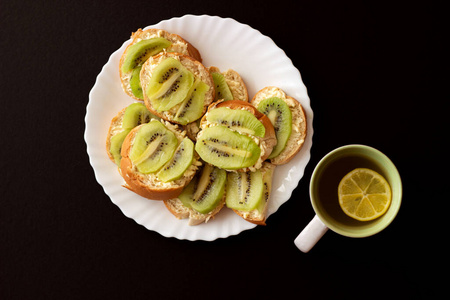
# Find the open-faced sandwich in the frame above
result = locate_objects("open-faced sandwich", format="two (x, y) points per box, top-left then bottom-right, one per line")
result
(140, 52), (215, 126)
(195, 100), (277, 172)
(208, 66), (248, 102)
(119, 28), (202, 101)
(251, 86), (307, 165)
(119, 119), (202, 200)
(106, 102), (159, 166)
(225, 161), (276, 225)
(164, 163), (227, 225)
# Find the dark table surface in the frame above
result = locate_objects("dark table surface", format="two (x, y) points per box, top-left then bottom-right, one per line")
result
(1, 1), (445, 299)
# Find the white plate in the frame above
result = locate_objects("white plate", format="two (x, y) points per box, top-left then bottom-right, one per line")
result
(85, 15), (313, 241)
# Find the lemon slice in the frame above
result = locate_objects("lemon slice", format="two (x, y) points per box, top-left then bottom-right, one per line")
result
(338, 168), (392, 221)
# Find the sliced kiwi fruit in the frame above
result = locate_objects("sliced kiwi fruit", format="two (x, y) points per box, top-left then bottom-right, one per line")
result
(109, 129), (131, 166)
(122, 102), (157, 130)
(257, 163), (276, 213)
(130, 65), (144, 99)
(146, 57), (194, 111)
(121, 38), (172, 74)
(129, 120), (178, 174)
(206, 107), (266, 137)
(257, 97), (292, 159)
(211, 72), (233, 101)
(173, 79), (209, 125)
(156, 137), (194, 182)
(195, 125), (261, 170)
(179, 164), (227, 214)
(225, 169), (264, 211)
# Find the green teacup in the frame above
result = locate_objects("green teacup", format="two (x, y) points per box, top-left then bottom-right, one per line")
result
(295, 145), (402, 253)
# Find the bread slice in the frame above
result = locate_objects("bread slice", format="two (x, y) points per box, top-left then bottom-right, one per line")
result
(106, 104), (160, 165)
(106, 106), (127, 164)
(119, 121), (201, 200)
(231, 162), (276, 225)
(208, 66), (249, 102)
(119, 28), (202, 101)
(140, 52), (215, 125)
(251, 86), (307, 165)
(198, 100), (277, 172)
(164, 197), (225, 226)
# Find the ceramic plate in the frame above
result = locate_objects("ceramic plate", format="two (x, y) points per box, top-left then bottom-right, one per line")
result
(85, 15), (313, 241)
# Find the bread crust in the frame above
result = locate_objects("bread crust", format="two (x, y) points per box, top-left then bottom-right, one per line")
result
(140, 52), (215, 125)
(198, 100), (277, 172)
(208, 66), (249, 102)
(119, 122), (200, 201)
(163, 197), (226, 226)
(119, 28), (202, 101)
(232, 209), (266, 226)
(251, 86), (307, 165)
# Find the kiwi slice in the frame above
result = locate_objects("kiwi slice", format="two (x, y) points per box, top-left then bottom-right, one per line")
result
(146, 57), (194, 111)
(173, 79), (209, 125)
(195, 125), (261, 170)
(211, 72), (233, 101)
(257, 97), (292, 159)
(121, 38), (172, 73)
(129, 120), (178, 174)
(257, 163), (276, 213)
(156, 137), (195, 182)
(130, 65), (143, 99)
(225, 169), (264, 211)
(109, 129), (131, 166)
(206, 107), (266, 137)
(179, 164), (227, 214)
(122, 102), (156, 130)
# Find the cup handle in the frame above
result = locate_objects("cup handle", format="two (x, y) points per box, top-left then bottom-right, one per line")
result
(294, 215), (328, 253)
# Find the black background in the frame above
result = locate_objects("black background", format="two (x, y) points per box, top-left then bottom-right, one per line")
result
(1, 1), (445, 299)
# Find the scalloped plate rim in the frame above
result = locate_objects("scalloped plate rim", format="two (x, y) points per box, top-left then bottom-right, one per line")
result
(85, 15), (313, 241)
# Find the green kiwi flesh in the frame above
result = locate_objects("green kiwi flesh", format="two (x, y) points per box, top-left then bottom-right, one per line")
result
(173, 79), (209, 125)
(256, 97), (292, 159)
(211, 72), (233, 101)
(121, 38), (172, 73)
(257, 163), (275, 213)
(146, 57), (194, 111)
(206, 107), (266, 137)
(130, 65), (143, 99)
(195, 125), (261, 170)
(109, 129), (131, 166)
(225, 169), (264, 211)
(156, 137), (194, 182)
(129, 120), (178, 174)
(179, 164), (227, 214)
(122, 102), (156, 130)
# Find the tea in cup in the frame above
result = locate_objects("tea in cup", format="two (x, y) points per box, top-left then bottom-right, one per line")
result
(294, 145), (402, 253)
